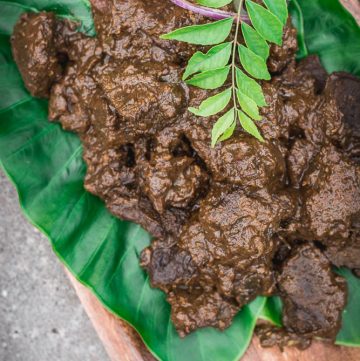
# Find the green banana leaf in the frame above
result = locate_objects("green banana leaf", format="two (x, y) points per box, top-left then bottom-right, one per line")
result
(0, 1), (359, 360)
(336, 269), (360, 346)
(258, 296), (283, 327)
(290, 0), (360, 74)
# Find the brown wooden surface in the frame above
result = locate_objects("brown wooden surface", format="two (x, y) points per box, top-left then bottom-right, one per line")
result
(342, 0), (360, 22)
(68, 271), (360, 361)
(66, 1), (360, 361)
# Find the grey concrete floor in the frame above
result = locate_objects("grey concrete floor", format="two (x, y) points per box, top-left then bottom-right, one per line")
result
(0, 171), (109, 361)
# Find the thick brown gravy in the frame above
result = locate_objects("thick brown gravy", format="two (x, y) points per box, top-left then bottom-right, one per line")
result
(11, 0), (360, 348)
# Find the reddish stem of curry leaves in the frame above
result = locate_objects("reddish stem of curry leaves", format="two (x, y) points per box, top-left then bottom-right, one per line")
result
(231, 0), (244, 114)
(169, 0), (251, 22)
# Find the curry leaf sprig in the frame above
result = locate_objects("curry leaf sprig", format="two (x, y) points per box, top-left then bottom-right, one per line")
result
(162, 0), (288, 146)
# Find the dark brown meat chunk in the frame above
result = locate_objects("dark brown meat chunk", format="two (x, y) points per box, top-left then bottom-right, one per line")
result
(138, 128), (208, 214)
(90, 0), (200, 62)
(83, 140), (164, 238)
(326, 72), (360, 162)
(278, 244), (347, 340)
(325, 236), (360, 270)
(268, 19), (298, 74)
(296, 55), (328, 93)
(258, 55), (344, 155)
(142, 186), (296, 335)
(49, 70), (99, 134)
(11, 12), (62, 97)
(183, 117), (287, 191)
(169, 290), (239, 336)
(95, 62), (188, 141)
(299, 145), (360, 243)
(48, 29), (102, 134)
(11, 0), (360, 342)
(323, 208), (360, 270)
(256, 324), (311, 350)
(286, 139), (315, 188)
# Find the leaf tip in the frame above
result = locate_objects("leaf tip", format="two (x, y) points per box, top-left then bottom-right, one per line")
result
(274, 38), (283, 46)
(188, 107), (198, 115)
(264, 73), (271, 81)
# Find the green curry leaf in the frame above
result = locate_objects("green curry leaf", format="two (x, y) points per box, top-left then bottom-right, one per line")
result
(211, 108), (236, 147)
(241, 22), (270, 61)
(235, 67), (267, 107)
(263, 0), (288, 25)
(164, 0), (284, 145)
(236, 90), (262, 120)
(219, 119), (237, 141)
(189, 88), (232, 116)
(183, 42), (232, 80)
(245, 0), (284, 45)
(238, 44), (271, 80)
(196, 0), (233, 8)
(186, 66), (230, 89)
(238, 110), (264, 141)
(161, 17), (234, 45)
